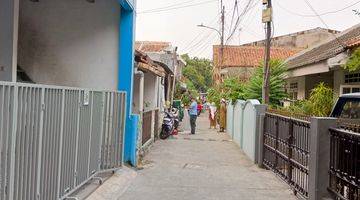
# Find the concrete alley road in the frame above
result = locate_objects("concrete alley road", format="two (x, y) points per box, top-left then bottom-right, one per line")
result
(118, 114), (296, 200)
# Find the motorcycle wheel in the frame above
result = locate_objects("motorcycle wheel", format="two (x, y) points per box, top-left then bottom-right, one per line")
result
(160, 127), (169, 139)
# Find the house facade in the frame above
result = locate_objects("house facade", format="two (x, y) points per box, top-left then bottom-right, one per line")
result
(285, 24), (360, 101)
(133, 50), (165, 156)
(134, 41), (184, 158)
(135, 41), (184, 104)
(0, 0), (139, 166)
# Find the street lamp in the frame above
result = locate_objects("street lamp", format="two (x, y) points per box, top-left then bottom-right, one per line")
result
(197, 24), (222, 38)
(197, 23), (225, 85)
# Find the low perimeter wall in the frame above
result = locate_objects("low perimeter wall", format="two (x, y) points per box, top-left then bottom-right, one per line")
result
(226, 99), (267, 163)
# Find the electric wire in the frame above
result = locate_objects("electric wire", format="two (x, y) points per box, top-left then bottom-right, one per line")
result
(302, 0), (346, 48)
(182, 13), (220, 52)
(138, 0), (218, 14)
(228, 0), (238, 36)
(275, 0), (360, 17)
(194, 33), (219, 57)
(226, 0), (256, 43)
(139, 0), (197, 13)
(187, 31), (216, 54)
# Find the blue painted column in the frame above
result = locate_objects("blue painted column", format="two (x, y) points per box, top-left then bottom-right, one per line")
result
(119, 0), (138, 166)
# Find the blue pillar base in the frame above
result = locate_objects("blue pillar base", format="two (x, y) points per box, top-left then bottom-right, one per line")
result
(124, 114), (139, 166)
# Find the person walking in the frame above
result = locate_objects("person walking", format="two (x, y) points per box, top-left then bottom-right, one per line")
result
(219, 99), (227, 132)
(197, 101), (203, 116)
(208, 102), (217, 129)
(189, 97), (198, 135)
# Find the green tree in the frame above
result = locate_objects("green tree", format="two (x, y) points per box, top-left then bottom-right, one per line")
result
(181, 54), (213, 92)
(207, 77), (245, 108)
(343, 47), (360, 72)
(243, 59), (288, 105)
(221, 78), (245, 104)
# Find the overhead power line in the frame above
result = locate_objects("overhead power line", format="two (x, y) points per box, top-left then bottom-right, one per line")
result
(196, 34), (219, 57)
(226, 0), (257, 43)
(182, 14), (220, 52)
(228, 0), (238, 35)
(139, 0), (196, 13)
(302, 0), (346, 48)
(276, 0), (360, 17)
(191, 33), (218, 56)
(138, 0), (218, 14)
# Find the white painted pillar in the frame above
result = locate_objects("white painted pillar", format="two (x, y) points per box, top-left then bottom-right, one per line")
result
(0, 0), (19, 82)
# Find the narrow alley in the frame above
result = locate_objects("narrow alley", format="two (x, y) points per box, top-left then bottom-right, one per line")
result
(94, 114), (297, 200)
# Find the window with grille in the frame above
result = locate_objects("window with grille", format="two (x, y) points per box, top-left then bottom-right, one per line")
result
(288, 82), (298, 100)
(345, 73), (360, 83)
(341, 85), (360, 95)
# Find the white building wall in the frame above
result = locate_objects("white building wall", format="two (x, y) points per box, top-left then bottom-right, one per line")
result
(334, 69), (344, 97)
(144, 72), (157, 111)
(0, 0), (19, 81)
(17, 0), (120, 90)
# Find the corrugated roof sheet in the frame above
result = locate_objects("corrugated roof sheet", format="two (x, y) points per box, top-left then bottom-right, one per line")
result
(213, 45), (301, 68)
(286, 24), (360, 69)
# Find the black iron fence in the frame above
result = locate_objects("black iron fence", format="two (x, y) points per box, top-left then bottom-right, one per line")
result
(328, 127), (360, 200)
(263, 112), (310, 198)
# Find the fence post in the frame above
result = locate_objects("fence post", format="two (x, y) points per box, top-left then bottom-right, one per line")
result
(257, 113), (265, 168)
(287, 119), (294, 185)
(254, 104), (267, 164)
(56, 89), (65, 199)
(8, 86), (18, 200)
(309, 117), (337, 200)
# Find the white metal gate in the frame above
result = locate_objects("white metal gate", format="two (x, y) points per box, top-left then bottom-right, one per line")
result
(0, 82), (126, 200)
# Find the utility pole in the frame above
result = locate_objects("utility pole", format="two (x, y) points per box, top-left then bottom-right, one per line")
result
(220, 0), (225, 83)
(262, 0), (272, 104)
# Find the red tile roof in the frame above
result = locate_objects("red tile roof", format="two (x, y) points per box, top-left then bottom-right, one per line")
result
(135, 41), (171, 52)
(213, 45), (301, 68)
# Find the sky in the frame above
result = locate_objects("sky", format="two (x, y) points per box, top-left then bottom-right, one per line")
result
(135, 0), (360, 59)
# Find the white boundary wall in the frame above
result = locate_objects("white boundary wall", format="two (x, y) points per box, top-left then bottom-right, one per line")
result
(226, 99), (266, 163)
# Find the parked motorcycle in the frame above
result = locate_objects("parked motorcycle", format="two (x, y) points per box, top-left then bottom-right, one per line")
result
(160, 108), (180, 139)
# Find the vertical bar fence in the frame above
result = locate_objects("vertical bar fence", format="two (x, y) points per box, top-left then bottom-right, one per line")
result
(0, 82), (126, 200)
(263, 112), (310, 198)
(328, 125), (360, 200)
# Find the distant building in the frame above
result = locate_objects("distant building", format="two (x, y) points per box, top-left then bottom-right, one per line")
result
(243, 27), (340, 49)
(213, 45), (300, 84)
(212, 28), (340, 84)
(135, 41), (185, 102)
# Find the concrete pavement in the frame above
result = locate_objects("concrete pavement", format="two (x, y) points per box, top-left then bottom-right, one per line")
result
(88, 114), (297, 200)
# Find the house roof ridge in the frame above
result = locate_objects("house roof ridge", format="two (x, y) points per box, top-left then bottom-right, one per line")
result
(286, 23), (360, 69)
